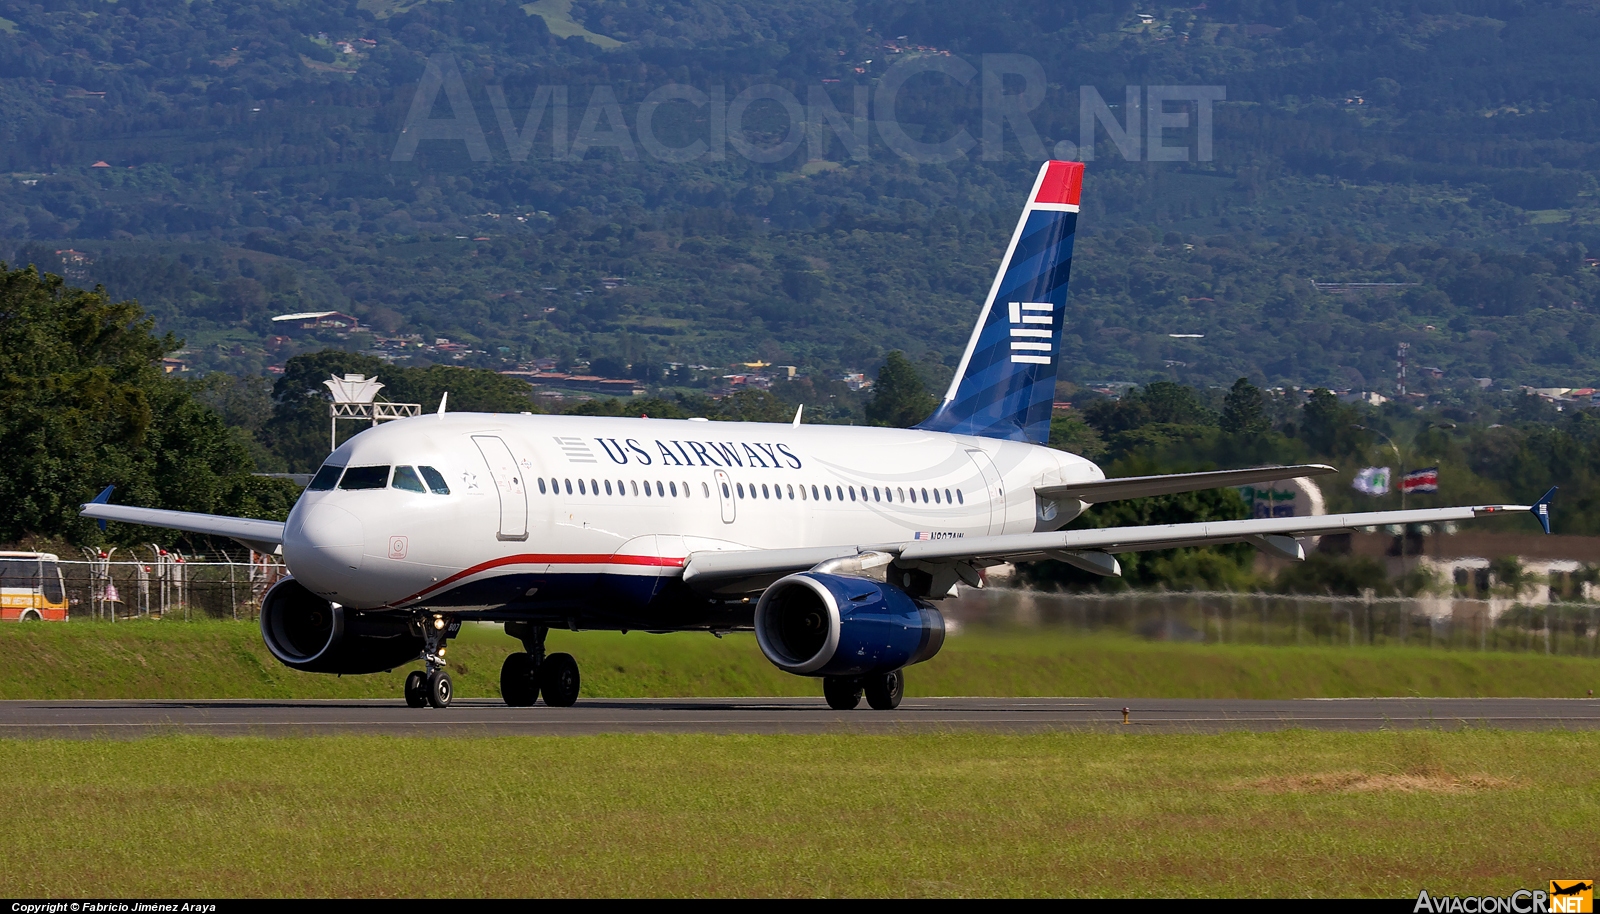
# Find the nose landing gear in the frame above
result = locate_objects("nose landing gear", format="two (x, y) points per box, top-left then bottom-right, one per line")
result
(501, 622), (582, 707)
(405, 612), (459, 709)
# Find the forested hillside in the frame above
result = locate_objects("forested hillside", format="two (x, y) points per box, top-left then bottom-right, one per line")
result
(1, 0), (1598, 389)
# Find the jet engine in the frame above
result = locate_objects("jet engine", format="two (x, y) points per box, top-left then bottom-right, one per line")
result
(259, 577), (423, 674)
(754, 573), (945, 677)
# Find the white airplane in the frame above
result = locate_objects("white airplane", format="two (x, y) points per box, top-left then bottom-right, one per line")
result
(81, 160), (1555, 711)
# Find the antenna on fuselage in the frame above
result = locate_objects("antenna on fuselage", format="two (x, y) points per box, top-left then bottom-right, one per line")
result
(792, 404), (803, 428)
(437, 392), (448, 417)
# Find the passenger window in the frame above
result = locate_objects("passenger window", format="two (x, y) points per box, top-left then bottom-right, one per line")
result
(590, 479), (599, 494)
(642, 480), (651, 497)
(308, 464), (343, 491)
(721, 482), (730, 498)
(933, 489), (941, 504)
(605, 480), (613, 495)
(737, 483), (745, 498)
(339, 466), (390, 490)
(909, 488), (917, 503)
(811, 485), (819, 500)
(897, 487), (905, 502)
(392, 466), (427, 493)
(873, 487), (880, 502)
(956, 490), (964, 504)
(946, 488), (953, 504)
(835, 486), (843, 501)
(824, 486), (832, 501)
(703, 482), (711, 497)
(656, 481), (666, 497)
(682, 481), (689, 498)
(921, 487), (930, 503)
(762, 484), (770, 499)
(538, 478), (547, 494)
(419, 466), (450, 494)
(631, 481), (640, 496)
(671, 481), (678, 497)
(565, 479), (573, 494)
(579, 479), (587, 495)
(848, 487), (856, 501)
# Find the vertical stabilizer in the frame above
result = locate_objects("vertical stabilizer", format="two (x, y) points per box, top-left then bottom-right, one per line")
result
(916, 160), (1082, 443)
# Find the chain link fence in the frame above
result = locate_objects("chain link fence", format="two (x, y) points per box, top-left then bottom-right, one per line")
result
(60, 552), (287, 621)
(945, 588), (1600, 657)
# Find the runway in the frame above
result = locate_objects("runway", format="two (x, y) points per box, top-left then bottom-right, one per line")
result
(1, 696), (1598, 737)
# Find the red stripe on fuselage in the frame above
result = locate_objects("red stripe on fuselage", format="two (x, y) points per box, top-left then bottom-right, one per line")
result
(389, 553), (686, 607)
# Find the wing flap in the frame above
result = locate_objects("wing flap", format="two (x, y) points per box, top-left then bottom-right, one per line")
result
(1039, 464), (1336, 504)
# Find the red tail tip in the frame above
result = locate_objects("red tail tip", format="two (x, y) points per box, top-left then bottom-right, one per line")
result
(1034, 160), (1084, 206)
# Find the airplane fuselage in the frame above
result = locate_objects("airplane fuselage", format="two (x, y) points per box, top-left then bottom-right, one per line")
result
(283, 412), (1100, 628)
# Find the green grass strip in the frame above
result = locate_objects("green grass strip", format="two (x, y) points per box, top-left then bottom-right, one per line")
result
(0, 730), (1595, 896)
(3, 621), (1597, 700)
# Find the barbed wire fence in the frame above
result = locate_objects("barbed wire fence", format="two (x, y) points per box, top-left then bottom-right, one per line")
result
(63, 547), (287, 622)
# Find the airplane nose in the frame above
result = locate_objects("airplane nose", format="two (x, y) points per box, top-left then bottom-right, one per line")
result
(284, 503), (365, 585)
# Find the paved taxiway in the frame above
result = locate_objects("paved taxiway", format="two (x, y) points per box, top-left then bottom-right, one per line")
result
(1, 697), (1597, 737)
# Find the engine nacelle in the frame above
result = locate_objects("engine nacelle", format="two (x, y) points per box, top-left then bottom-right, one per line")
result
(259, 577), (423, 674)
(754, 572), (945, 677)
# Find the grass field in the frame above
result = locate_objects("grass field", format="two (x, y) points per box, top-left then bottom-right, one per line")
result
(0, 730), (1595, 896)
(3, 620), (1598, 701)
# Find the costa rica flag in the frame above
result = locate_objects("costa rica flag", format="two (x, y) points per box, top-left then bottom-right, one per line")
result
(1402, 467), (1439, 493)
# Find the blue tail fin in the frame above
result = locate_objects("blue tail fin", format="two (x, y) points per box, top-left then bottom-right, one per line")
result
(916, 160), (1082, 444)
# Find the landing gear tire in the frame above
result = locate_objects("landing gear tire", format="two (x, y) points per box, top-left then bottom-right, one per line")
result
(500, 652), (539, 707)
(427, 670), (453, 709)
(823, 676), (862, 711)
(539, 652), (580, 707)
(404, 670), (428, 708)
(864, 670), (904, 710)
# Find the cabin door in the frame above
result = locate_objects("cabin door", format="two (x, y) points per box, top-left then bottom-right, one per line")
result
(473, 435), (529, 541)
(965, 449), (1006, 536)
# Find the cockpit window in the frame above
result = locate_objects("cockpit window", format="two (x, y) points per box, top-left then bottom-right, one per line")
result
(392, 466), (427, 493)
(308, 464), (343, 491)
(419, 466), (450, 494)
(339, 466), (391, 490)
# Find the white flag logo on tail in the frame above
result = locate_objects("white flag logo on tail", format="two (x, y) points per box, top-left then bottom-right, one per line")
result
(1008, 301), (1053, 365)
(1352, 466), (1391, 496)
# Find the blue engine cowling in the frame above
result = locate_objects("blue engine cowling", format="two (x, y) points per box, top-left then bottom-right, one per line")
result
(754, 572), (945, 677)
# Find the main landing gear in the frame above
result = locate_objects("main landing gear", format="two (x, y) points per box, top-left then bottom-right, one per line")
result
(500, 622), (581, 707)
(405, 612), (459, 709)
(823, 670), (905, 711)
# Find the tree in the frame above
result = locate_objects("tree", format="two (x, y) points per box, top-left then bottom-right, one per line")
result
(1300, 388), (1364, 459)
(1220, 377), (1269, 437)
(0, 265), (297, 544)
(864, 351), (936, 428)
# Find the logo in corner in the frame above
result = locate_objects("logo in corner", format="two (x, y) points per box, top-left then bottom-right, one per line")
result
(1007, 301), (1054, 365)
(1551, 881), (1594, 914)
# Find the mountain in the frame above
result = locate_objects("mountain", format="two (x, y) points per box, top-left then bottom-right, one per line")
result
(1, 0), (1598, 393)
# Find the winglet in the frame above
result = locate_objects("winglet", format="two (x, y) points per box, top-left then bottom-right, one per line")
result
(437, 392), (448, 417)
(90, 485), (114, 531)
(792, 404), (803, 428)
(1534, 486), (1557, 534)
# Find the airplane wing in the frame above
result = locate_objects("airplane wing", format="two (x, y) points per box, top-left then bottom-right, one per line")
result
(682, 489), (1556, 594)
(1037, 464), (1336, 504)
(79, 487), (286, 555)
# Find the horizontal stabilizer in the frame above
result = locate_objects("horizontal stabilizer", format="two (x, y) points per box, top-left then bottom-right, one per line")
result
(1038, 464), (1336, 505)
(80, 502), (286, 554)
